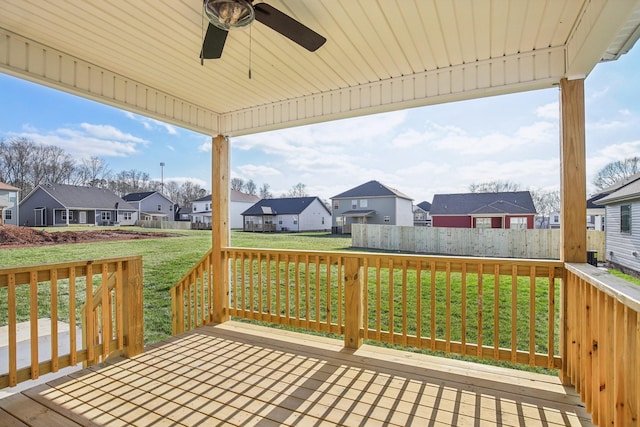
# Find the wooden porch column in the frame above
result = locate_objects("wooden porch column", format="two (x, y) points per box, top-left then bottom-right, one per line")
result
(344, 257), (363, 349)
(559, 77), (587, 386)
(212, 135), (230, 324)
(560, 77), (587, 263)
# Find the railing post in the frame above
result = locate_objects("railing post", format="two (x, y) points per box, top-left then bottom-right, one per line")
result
(123, 257), (144, 358)
(344, 257), (363, 349)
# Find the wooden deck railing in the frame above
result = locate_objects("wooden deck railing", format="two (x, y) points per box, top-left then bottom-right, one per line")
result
(0, 256), (143, 389)
(171, 248), (564, 369)
(564, 263), (640, 426)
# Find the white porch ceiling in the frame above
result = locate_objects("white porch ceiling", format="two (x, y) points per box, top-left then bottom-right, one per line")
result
(1, 0), (639, 137)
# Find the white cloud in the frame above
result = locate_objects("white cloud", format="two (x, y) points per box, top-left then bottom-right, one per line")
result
(236, 164), (282, 177)
(597, 140), (640, 160)
(167, 145), (175, 151)
(164, 176), (208, 188)
(124, 112), (179, 135)
(79, 123), (147, 143)
(198, 139), (212, 152)
(535, 102), (559, 119)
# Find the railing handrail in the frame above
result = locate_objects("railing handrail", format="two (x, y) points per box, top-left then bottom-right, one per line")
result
(565, 262), (640, 312)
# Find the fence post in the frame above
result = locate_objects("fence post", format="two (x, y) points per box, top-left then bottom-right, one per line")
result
(344, 257), (363, 349)
(123, 257), (144, 358)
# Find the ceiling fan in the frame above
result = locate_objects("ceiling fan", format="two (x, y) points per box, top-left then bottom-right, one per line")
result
(200, 0), (327, 60)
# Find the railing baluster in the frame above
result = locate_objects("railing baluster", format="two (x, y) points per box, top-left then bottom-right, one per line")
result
(416, 261), (422, 344)
(477, 263), (483, 358)
(101, 263), (110, 361)
(401, 259), (408, 346)
(461, 263), (467, 356)
(388, 258), (394, 345)
(529, 266), (536, 366)
(51, 268), (59, 373)
(29, 271), (39, 379)
(116, 262), (124, 351)
(8, 273), (17, 387)
(430, 261), (436, 351)
(315, 255), (320, 330)
(69, 267), (77, 365)
(493, 264), (499, 361)
(511, 266), (518, 363)
(446, 262), (452, 354)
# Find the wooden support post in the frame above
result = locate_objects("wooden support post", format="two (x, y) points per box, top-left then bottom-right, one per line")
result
(123, 257), (144, 358)
(344, 257), (363, 349)
(560, 77), (587, 263)
(212, 135), (230, 324)
(558, 77), (587, 386)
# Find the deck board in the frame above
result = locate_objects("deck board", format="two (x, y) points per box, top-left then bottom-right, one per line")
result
(0, 321), (592, 426)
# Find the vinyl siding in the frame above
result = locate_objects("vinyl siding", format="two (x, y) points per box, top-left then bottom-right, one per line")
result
(605, 202), (640, 273)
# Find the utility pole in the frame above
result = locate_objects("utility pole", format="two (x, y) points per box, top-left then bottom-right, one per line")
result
(160, 162), (165, 193)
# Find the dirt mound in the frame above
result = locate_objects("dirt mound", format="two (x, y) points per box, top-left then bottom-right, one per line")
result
(0, 224), (177, 248)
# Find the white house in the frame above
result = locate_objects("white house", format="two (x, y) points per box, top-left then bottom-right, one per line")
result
(0, 181), (19, 226)
(191, 189), (260, 229)
(595, 173), (640, 275)
(242, 197), (331, 232)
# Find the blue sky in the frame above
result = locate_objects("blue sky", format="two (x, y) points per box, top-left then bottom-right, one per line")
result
(1, 46), (638, 204)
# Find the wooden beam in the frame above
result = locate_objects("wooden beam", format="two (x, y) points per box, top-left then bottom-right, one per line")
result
(343, 257), (363, 349)
(212, 135), (230, 324)
(560, 78), (587, 263)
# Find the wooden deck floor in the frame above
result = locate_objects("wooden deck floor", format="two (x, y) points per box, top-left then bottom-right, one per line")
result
(0, 321), (592, 426)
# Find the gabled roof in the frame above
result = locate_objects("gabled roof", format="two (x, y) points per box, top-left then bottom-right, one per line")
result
(194, 189), (260, 203)
(242, 197), (330, 216)
(595, 178), (640, 205)
(430, 191), (536, 216)
(22, 183), (136, 210)
(331, 180), (412, 200)
(123, 191), (175, 204)
(416, 201), (432, 212)
(0, 182), (19, 191)
(122, 191), (156, 202)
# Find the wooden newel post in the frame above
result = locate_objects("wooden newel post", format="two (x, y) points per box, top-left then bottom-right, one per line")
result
(344, 257), (363, 349)
(212, 134), (230, 324)
(123, 256), (144, 358)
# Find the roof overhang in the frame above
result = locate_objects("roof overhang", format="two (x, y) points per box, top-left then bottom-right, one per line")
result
(342, 210), (376, 218)
(1, 1), (640, 137)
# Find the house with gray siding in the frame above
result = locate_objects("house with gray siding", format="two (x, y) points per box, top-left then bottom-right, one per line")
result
(595, 173), (640, 275)
(19, 183), (137, 227)
(123, 191), (176, 222)
(0, 182), (20, 226)
(242, 197), (331, 232)
(331, 180), (414, 233)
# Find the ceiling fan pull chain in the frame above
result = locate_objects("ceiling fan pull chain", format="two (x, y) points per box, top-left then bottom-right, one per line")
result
(248, 25), (253, 79)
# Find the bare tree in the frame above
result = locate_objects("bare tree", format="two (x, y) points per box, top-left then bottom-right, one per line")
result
(259, 183), (272, 199)
(230, 177), (244, 191)
(469, 180), (521, 193)
(287, 182), (308, 197)
(593, 156), (640, 191)
(0, 137), (37, 195)
(76, 156), (111, 187)
(244, 179), (257, 196)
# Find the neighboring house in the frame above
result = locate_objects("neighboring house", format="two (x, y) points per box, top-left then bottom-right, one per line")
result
(331, 180), (414, 233)
(586, 194), (606, 231)
(548, 211), (561, 229)
(191, 189), (260, 229)
(19, 183), (138, 226)
(174, 205), (191, 221)
(122, 191), (176, 222)
(413, 201), (432, 227)
(594, 173), (640, 275)
(0, 182), (20, 226)
(242, 197), (331, 232)
(430, 191), (537, 229)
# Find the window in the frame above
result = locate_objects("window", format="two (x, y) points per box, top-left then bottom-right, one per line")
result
(352, 200), (358, 209)
(293, 218), (298, 225)
(553, 215), (559, 222)
(61, 211), (73, 221)
(5, 209), (12, 220)
(123, 212), (132, 220)
(322, 217), (325, 225)
(157, 204), (162, 211)
(279, 220), (283, 224)
(384, 216), (390, 223)
(475, 218), (491, 228)
(359, 199), (368, 208)
(101, 211), (111, 221)
(510, 217), (527, 230)
(333, 200), (339, 210)
(193, 206), (197, 211)
(621, 204), (631, 233)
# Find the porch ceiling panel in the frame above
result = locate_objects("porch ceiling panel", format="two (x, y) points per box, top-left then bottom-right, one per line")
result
(1, 0), (639, 137)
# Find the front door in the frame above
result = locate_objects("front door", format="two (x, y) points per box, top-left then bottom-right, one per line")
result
(79, 211), (87, 224)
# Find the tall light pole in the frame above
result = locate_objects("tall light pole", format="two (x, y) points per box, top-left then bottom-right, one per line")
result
(160, 162), (165, 193)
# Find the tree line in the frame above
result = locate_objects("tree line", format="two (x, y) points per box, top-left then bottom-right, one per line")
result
(230, 178), (309, 199)
(0, 137), (207, 208)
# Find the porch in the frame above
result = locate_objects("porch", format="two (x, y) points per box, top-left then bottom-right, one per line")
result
(0, 321), (591, 426)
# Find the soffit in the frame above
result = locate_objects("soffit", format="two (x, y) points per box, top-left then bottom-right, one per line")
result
(1, 0), (639, 136)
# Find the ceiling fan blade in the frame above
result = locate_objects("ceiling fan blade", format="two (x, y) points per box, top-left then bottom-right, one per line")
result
(200, 23), (228, 59)
(254, 3), (326, 52)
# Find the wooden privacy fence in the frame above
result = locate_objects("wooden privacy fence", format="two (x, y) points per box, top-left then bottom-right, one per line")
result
(351, 224), (606, 260)
(564, 263), (640, 426)
(171, 248), (563, 369)
(0, 256), (143, 389)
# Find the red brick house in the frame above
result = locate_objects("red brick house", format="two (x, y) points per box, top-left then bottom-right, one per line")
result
(430, 191), (536, 229)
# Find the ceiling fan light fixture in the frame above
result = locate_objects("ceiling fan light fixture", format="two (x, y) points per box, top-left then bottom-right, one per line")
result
(204, 0), (255, 31)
